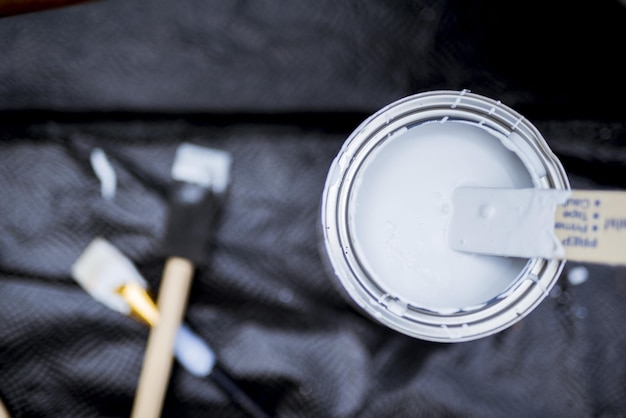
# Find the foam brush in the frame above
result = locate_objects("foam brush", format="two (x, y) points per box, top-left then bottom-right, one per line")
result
(130, 143), (270, 418)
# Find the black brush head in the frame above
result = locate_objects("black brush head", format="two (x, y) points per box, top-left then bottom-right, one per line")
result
(162, 181), (221, 263)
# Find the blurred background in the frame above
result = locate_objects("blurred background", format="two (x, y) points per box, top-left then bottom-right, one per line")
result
(1, 0), (626, 417)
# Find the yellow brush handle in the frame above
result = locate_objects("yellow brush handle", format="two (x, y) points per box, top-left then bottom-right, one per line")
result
(131, 257), (194, 418)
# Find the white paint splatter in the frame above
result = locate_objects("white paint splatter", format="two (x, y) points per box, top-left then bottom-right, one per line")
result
(278, 287), (294, 304)
(567, 266), (589, 286)
(90, 148), (117, 200)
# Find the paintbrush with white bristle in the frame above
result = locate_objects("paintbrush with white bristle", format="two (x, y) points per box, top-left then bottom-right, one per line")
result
(71, 237), (216, 377)
(71, 237), (271, 418)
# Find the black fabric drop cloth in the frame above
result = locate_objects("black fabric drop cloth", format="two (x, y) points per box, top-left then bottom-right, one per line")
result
(1, 1), (626, 417)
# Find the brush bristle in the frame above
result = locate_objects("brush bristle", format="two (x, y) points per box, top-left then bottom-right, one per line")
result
(71, 238), (147, 314)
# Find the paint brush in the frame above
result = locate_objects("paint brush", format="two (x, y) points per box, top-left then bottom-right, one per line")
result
(448, 187), (626, 265)
(71, 238), (216, 376)
(130, 143), (233, 418)
(71, 237), (271, 418)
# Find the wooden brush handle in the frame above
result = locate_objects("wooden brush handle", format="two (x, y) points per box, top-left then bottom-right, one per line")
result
(131, 257), (194, 418)
(0, 397), (11, 418)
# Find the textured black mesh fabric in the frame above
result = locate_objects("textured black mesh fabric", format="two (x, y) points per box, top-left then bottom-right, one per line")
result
(1, 1), (626, 417)
(2, 0), (625, 115)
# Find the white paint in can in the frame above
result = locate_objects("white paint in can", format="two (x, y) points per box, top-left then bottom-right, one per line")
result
(350, 121), (533, 310)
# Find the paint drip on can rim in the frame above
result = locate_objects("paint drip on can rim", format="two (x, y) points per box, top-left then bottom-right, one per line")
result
(320, 90), (569, 342)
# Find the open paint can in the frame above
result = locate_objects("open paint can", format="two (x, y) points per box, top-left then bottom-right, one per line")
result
(320, 90), (569, 342)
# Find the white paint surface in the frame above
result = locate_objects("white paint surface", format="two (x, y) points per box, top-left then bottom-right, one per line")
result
(349, 121), (535, 310)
